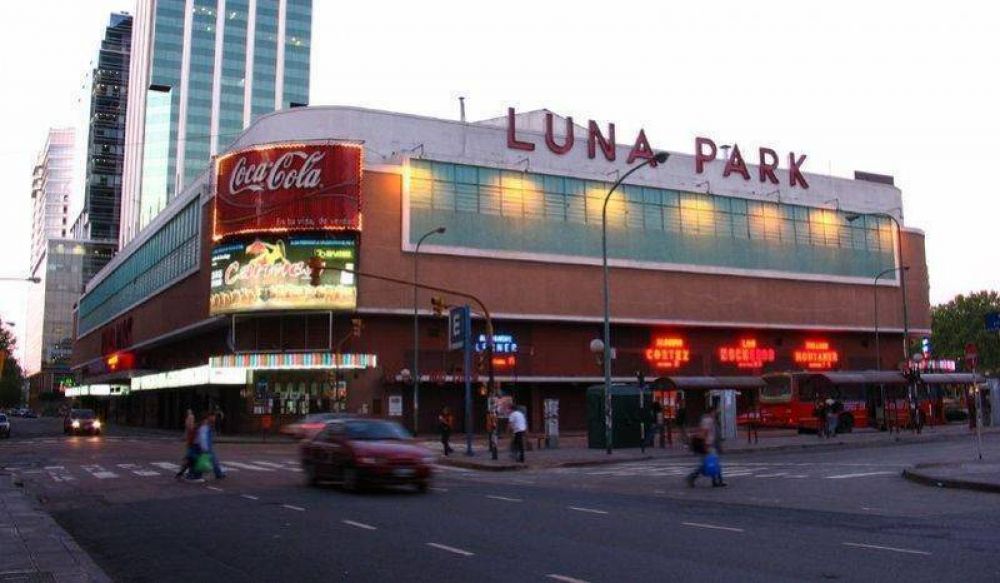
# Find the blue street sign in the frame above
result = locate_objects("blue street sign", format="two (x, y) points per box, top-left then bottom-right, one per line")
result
(448, 305), (470, 351)
(986, 311), (1000, 332)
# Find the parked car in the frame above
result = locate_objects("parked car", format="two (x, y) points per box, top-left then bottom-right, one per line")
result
(64, 409), (102, 436)
(300, 418), (434, 492)
(0, 414), (10, 438)
(281, 412), (354, 440)
(22, 409), (38, 419)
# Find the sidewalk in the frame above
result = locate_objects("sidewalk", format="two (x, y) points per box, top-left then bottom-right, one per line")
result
(0, 474), (111, 583)
(430, 423), (1000, 471)
(903, 461), (1000, 494)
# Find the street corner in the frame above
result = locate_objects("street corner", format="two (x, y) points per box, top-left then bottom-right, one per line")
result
(902, 461), (1000, 494)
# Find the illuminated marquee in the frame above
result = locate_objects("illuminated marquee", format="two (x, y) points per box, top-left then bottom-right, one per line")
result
(718, 339), (775, 369)
(793, 340), (839, 370)
(213, 143), (363, 240)
(645, 336), (691, 370)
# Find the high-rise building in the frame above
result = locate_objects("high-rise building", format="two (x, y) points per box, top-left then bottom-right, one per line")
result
(119, 0), (312, 247)
(71, 12), (133, 245)
(30, 129), (75, 271)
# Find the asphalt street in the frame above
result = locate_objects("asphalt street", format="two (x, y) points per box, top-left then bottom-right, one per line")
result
(2, 417), (999, 582)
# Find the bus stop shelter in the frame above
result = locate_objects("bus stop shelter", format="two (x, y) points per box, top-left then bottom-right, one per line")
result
(650, 376), (766, 440)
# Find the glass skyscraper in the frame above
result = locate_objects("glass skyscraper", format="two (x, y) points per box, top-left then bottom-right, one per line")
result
(120, 0), (312, 246)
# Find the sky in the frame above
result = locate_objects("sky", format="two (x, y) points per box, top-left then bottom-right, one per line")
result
(0, 0), (996, 362)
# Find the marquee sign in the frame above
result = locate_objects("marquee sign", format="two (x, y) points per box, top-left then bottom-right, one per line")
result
(718, 338), (775, 369)
(213, 143), (363, 240)
(793, 340), (839, 370)
(645, 336), (691, 370)
(209, 233), (357, 315)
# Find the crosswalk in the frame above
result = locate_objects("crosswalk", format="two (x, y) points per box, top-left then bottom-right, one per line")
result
(4, 458), (307, 483)
(557, 461), (901, 481)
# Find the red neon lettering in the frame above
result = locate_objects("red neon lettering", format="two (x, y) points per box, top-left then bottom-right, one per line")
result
(788, 152), (809, 188)
(758, 147), (779, 184)
(587, 120), (616, 161)
(544, 112), (574, 155)
(626, 129), (658, 166)
(694, 137), (717, 174)
(506, 107), (535, 152)
(722, 144), (751, 181)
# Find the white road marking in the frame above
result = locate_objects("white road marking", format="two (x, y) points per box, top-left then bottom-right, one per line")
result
(240, 494), (259, 501)
(486, 495), (522, 503)
(432, 464), (472, 473)
(342, 520), (377, 531)
(547, 575), (590, 583)
(223, 461), (273, 472)
(842, 542), (931, 556)
(81, 465), (118, 480)
(426, 542), (475, 556)
(430, 487), (449, 493)
(207, 486), (224, 492)
(282, 504), (305, 512)
(254, 461), (292, 469)
(218, 465), (241, 473)
(151, 462), (181, 471)
(826, 471), (896, 479)
(44, 465), (65, 470)
(117, 464), (160, 477)
(755, 473), (789, 478)
(681, 522), (744, 533)
(568, 506), (609, 515)
(722, 472), (755, 477)
(786, 475), (808, 479)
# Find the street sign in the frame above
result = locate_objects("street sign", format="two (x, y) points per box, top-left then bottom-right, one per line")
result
(448, 305), (470, 351)
(965, 342), (978, 368)
(986, 311), (1000, 332)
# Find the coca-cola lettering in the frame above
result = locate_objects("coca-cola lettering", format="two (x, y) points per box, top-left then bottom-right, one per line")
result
(228, 150), (326, 196)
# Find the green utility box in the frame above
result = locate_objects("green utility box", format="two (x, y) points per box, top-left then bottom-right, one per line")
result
(586, 384), (654, 449)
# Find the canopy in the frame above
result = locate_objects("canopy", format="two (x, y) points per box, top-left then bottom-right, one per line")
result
(651, 376), (766, 391)
(919, 373), (986, 385)
(809, 371), (909, 385)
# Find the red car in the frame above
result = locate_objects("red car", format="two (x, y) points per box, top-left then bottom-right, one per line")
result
(300, 418), (434, 492)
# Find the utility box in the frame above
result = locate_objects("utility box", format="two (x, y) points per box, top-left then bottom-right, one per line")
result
(543, 398), (559, 449)
(586, 384), (653, 449)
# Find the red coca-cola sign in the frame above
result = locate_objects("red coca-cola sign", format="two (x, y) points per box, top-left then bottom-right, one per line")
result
(213, 143), (363, 239)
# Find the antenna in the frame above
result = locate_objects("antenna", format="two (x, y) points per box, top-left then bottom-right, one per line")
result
(459, 96), (466, 123)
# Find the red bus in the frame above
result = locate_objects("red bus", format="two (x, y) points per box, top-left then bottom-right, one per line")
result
(751, 371), (914, 433)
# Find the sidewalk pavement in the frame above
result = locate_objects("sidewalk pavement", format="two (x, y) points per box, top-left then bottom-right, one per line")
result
(430, 423), (1000, 471)
(0, 475), (111, 583)
(903, 461), (1000, 494)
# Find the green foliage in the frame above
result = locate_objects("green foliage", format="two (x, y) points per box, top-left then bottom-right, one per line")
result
(0, 325), (24, 407)
(930, 290), (1000, 374)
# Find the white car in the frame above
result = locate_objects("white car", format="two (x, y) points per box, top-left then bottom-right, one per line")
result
(0, 414), (10, 438)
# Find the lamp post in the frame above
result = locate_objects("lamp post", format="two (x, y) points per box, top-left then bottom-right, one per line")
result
(412, 226), (446, 435)
(846, 212), (910, 362)
(873, 265), (908, 432)
(601, 151), (669, 454)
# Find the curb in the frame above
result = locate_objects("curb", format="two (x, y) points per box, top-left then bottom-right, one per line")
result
(901, 466), (1000, 494)
(436, 454), (656, 472)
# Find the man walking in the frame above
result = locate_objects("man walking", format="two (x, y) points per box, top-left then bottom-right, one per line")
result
(686, 405), (726, 488)
(509, 405), (527, 463)
(437, 406), (455, 456)
(175, 409), (197, 479)
(190, 412), (225, 481)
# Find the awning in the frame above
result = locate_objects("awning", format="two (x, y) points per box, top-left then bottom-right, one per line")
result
(810, 371), (909, 385)
(920, 373), (986, 384)
(651, 376), (766, 391)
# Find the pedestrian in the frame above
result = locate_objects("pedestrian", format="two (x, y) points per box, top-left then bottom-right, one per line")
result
(649, 401), (664, 448)
(813, 398), (828, 438)
(175, 409), (197, 479)
(686, 405), (725, 488)
(437, 406), (455, 456)
(215, 408), (225, 435)
(675, 397), (688, 444)
(508, 405), (527, 463)
(189, 412), (225, 482)
(826, 398), (838, 437)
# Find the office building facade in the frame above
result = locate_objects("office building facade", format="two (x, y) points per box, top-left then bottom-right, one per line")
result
(119, 0), (312, 247)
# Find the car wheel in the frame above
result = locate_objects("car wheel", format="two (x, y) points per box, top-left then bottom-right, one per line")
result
(342, 466), (359, 493)
(416, 481), (429, 494)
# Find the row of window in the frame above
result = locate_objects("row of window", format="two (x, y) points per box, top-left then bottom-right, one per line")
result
(78, 201), (201, 335)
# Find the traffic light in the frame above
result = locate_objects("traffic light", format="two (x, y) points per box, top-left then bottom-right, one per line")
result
(431, 296), (447, 316)
(351, 318), (363, 337)
(307, 256), (325, 286)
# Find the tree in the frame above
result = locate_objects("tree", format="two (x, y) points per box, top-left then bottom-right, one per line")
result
(930, 290), (1000, 375)
(0, 325), (25, 407)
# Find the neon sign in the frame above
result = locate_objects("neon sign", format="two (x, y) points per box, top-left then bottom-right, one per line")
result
(718, 339), (775, 369)
(793, 340), (839, 370)
(645, 336), (691, 370)
(475, 334), (518, 354)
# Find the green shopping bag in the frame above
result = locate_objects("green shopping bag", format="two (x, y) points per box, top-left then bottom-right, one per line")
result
(195, 453), (213, 474)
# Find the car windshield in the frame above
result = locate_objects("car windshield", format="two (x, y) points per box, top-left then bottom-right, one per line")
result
(73, 410), (96, 419)
(344, 420), (411, 441)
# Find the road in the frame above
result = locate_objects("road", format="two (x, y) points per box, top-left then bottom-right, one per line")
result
(2, 417), (999, 582)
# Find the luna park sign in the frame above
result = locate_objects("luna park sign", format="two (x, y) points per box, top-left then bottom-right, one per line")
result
(505, 107), (808, 189)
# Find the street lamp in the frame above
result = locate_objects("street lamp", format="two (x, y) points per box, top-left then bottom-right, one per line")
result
(846, 211), (909, 362)
(601, 151), (669, 454)
(873, 265), (909, 432)
(413, 226), (446, 435)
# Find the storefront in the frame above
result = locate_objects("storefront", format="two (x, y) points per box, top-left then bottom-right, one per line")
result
(71, 105), (932, 435)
